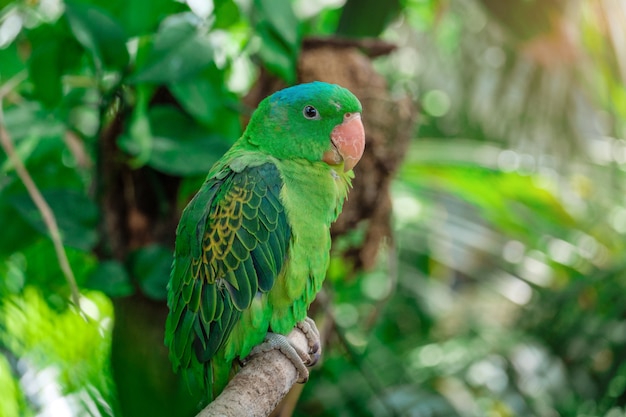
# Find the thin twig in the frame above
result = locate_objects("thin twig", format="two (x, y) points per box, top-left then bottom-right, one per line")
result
(0, 82), (82, 309)
(0, 71), (27, 99)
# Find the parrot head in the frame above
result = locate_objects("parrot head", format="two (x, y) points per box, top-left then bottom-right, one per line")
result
(245, 82), (365, 172)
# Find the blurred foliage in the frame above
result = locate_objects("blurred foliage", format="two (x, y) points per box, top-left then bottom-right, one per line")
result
(2, 0), (626, 416)
(295, 1), (626, 417)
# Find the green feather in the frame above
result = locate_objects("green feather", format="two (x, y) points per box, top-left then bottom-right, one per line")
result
(226, 269), (251, 310)
(235, 227), (256, 251)
(191, 279), (204, 310)
(229, 234), (248, 260)
(200, 283), (216, 322)
(181, 281), (194, 304)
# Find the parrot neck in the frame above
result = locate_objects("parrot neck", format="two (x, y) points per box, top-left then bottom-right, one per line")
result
(277, 159), (352, 227)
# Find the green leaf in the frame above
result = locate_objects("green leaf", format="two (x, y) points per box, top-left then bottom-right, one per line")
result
(1, 102), (65, 143)
(28, 40), (63, 106)
(255, 0), (298, 48)
(117, 84), (154, 168)
(255, 27), (297, 83)
(214, 0), (241, 29)
(148, 106), (231, 175)
(128, 245), (172, 300)
(119, 105), (231, 176)
(0, 201), (39, 256)
(253, 0), (300, 83)
(336, 0), (403, 37)
(8, 190), (99, 251)
(65, 1), (129, 70)
(72, 0), (186, 36)
(85, 261), (134, 297)
(169, 75), (222, 125)
(130, 13), (214, 83)
(25, 20), (82, 107)
(169, 67), (242, 138)
(117, 0), (184, 37)
(15, 240), (98, 307)
(0, 42), (25, 83)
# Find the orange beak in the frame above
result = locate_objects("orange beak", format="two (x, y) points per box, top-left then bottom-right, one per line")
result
(322, 112), (365, 172)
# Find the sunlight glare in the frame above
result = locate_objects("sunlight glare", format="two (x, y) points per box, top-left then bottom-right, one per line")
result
(294, 0), (345, 19)
(414, 343), (443, 367)
(497, 150), (519, 172)
(494, 272), (532, 305)
(0, 12), (21, 48)
(502, 240), (525, 264)
(333, 303), (359, 328)
(518, 251), (552, 287)
(610, 206), (626, 233)
(361, 271), (392, 301)
(186, 0), (214, 19)
(423, 89), (451, 117)
(79, 297), (100, 321)
(547, 238), (577, 266)
(344, 330), (367, 350)
(467, 356), (508, 392)
(392, 194), (422, 226)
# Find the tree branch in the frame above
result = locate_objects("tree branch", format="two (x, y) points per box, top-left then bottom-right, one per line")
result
(196, 327), (309, 417)
(0, 93), (81, 309)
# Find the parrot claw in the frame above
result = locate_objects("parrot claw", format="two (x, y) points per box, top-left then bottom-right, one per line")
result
(248, 332), (311, 383)
(297, 317), (322, 367)
(245, 318), (322, 384)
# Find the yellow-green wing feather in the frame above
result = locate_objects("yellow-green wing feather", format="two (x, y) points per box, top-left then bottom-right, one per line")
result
(165, 162), (291, 399)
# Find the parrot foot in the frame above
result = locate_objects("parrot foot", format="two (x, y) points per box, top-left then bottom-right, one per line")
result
(297, 317), (322, 367)
(248, 332), (311, 383)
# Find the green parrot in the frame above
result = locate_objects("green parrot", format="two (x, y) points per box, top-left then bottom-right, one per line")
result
(165, 81), (365, 401)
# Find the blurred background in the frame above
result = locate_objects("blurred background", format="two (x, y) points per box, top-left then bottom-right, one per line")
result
(2, 0), (626, 416)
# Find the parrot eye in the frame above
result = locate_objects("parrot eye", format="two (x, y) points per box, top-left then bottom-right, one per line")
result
(303, 105), (319, 120)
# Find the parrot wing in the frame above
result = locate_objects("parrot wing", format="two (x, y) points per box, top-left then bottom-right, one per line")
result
(165, 162), (291, 383)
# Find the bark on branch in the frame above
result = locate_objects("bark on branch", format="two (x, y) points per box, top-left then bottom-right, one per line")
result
(196, 327), (309, 417)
